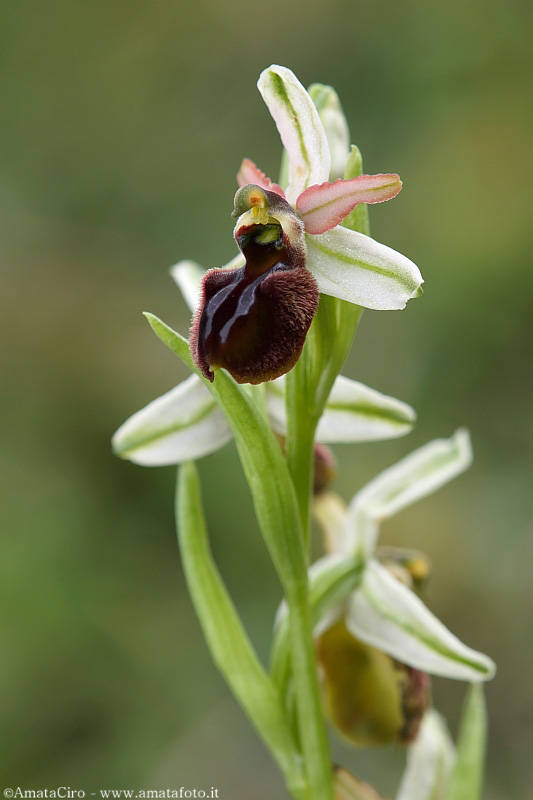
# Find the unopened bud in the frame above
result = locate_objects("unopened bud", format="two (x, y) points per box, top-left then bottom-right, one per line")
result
(376, 546), (431, 596)
(316, 620), (430, 747)
(334, 766), (385, 800)
(313, 442), (337, 495)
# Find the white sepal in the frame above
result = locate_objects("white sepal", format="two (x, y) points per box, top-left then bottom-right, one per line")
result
(112, 375), (232, 466)
(170, 260), (204, 313)
(345, 429), (472, 557)
(257, 65), (330, 204)
(265, 375), (415, 444)
(305, 226), (423, 310)
(316, 375), (415, 442)
(396, 710), (456, 800)
(345, 560), (496, 682)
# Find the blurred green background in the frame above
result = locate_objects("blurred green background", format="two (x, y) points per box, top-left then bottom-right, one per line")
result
(1, 0), (532, 796)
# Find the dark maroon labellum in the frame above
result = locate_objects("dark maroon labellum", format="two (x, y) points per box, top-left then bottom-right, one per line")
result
(190, 186), (319, 384)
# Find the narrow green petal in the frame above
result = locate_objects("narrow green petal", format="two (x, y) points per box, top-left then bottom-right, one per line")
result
(112, 375), (232, 465)
(444, 685), (488, 800)
(177, 463), (306, 797)
(396, 710), (456, 800)
(346, 561), (496, 681)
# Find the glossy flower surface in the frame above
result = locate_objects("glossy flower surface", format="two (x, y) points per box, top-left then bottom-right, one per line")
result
(317, 619), (430, 746)
(191, 186), (318, 384)
(189, 65), (423, 384)
(112, 261), (417, 465)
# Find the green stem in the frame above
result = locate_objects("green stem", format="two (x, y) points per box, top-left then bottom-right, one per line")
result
(146, 317), (334, 800)
(177, 462), (308, 800)
(285, 357), (319, 547)
(285, 579), (333, 800)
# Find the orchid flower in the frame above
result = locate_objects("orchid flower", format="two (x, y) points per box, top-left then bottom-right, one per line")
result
(312, 429), (496, 682)
(190, 65), (423, 384)
(333, 709), (455, 800)
(113, 62), (493, 800)
(112, 262), (416, 466)
(333, 684), (487, 800)
(271, 431), (494, 751)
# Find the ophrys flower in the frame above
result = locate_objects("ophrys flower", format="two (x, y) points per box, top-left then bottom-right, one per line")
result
(190, 65), (423, 384)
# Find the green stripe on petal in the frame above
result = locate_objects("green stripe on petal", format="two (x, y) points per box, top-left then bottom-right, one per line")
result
(346, 430), (473, 557)
(297, 174), (402, 235)
(346, 561), (496, 681)
(396, 710), (456, 800)
(112, 375), (232, 465)
(305, 226), (423, 310)
(257, 65), (330, 204)
(265, 374), (415, 443)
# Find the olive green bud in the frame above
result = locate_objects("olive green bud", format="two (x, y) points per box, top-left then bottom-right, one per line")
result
(316, 620), (430, 747)
(334, 766), (385, 800)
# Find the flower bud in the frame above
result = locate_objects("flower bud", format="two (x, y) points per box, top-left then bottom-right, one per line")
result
(316, 620), (430, 747)
(333, 766), (385, 800)
(313, 442), (337, 495)
(376, 546), (431, 596)
(191, 185), (318, 384)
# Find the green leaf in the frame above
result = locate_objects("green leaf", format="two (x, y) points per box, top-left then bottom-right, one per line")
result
(177, 462), (306, 798)
(145, 312), (334, 799)
(444, 685), (488, 800)
(143, 312), (306, 590)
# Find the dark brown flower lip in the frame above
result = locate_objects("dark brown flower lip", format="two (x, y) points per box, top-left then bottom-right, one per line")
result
(190, 186), (318, 385)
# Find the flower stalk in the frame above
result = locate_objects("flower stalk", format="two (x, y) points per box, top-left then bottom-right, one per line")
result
(145, 315), (334, 798)
(113, 64), (495, 800)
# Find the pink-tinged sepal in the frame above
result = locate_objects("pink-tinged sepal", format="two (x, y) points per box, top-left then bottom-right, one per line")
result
(296, 174), (403, 235)
(191, 184), (318, 385)
(236, 158), (286, 198)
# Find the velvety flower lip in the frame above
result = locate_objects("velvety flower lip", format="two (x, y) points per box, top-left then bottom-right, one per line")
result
(187, 66), (421, 385)
(242, 64), (424, 312)
(112, 260), (418, 466)
(166, 64), (425, 389)
(190, 185), (319, 384)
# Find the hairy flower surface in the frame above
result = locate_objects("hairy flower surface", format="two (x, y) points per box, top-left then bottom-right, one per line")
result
(189, 65), (423, 384)
(112, 262), (417, 465)
(191, 186), (318, 384)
